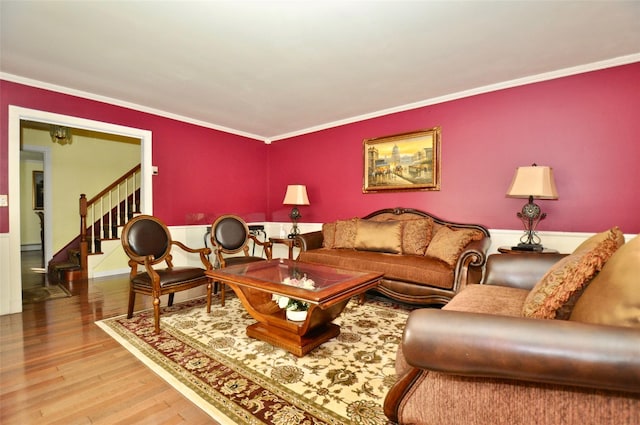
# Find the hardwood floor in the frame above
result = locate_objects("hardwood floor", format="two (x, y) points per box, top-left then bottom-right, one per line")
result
(0, 253), (219, 424)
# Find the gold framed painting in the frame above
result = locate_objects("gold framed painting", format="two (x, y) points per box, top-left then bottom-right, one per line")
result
(33, 170), (44, 210)
(363, 127), (441, 193)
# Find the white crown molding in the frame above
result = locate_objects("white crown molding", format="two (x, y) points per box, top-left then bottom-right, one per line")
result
(268, 54), (640, 142)
(0, 72), (266, 143)
(3, 53), (638, 144)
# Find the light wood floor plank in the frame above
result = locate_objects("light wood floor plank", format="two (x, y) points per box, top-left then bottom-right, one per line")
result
(0, 251), (218, 425)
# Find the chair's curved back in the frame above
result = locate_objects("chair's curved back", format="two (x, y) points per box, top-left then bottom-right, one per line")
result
(121, 215), (171, 265)
(211, 215), (250, 254)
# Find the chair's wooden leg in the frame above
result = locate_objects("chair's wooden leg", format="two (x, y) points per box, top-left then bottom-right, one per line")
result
(168, 293), (175, 307)
(221, 282), (225, 307)
(206, 281), (212, 313)
(127, 289), (136, 319)
(153, 297), (161, 334)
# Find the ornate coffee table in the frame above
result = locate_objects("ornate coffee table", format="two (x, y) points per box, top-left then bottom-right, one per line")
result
(206, 259), (382, 356)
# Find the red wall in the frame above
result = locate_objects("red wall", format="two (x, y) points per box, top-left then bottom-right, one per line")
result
(0, 80), (269, 232)
(267, 63), (640, 234)
(2, 63), (639, 234)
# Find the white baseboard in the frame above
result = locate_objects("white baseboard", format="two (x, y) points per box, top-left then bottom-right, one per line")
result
(20, 244), (42, 252)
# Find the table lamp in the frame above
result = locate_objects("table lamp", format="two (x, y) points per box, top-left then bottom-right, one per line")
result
(506, 164), (558, 250)
(283, 185), (310, 238)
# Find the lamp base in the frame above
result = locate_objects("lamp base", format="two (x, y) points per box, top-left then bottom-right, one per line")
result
(511, 243), (544, 252)
(515, 196), (547, 251)
(288, 222), (300, 239)
(288, 207), (301, 238)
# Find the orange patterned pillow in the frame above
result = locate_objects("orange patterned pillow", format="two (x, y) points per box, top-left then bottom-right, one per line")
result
(402, 218), (434, 255)
(573, 226), (625, 253)
(425, 227), (484, 267)
(321, 222), (336, 248)
(522, 227), (623, 319)
(333, 218), (357, 249)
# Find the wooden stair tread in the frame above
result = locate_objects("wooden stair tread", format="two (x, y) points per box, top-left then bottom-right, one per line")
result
(50, 262), (81, 270)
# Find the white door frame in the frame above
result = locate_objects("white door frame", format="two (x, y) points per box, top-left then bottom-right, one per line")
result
(4, 105), (153, 315)
(21, 144), (52, 261)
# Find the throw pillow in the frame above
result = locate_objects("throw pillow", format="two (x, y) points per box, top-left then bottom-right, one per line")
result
(321, 222), (336, 248)
(573, 226), (626, 253)
(570, 234), (639, 327)
(521, 227), (624, 320)
(354, 220), (403, 254)
(425, 226), (484, 267)
(333, 218), (357, 249)
(553, 226), (626, 319)
(401, 218), (434, 255)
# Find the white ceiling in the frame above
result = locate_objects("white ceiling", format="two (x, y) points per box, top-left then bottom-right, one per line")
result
(2, 1), (639, 142)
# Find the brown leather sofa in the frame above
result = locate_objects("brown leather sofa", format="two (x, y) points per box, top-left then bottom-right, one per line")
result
(385, 234), (640, 425)
(295, 207), (490, 305)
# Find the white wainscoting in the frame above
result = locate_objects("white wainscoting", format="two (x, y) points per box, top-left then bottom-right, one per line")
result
(70, 224), (638, 281)
(0, 233), (23, 315)
(84, 224), (638, 283)
(203, 222), (634, 261)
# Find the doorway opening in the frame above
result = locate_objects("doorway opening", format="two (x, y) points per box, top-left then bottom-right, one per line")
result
(6, 106), (153, 315)
(19, 121), (143, 299)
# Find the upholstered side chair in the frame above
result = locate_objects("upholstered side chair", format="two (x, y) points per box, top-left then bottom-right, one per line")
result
(121, 215), (213, 333)
(210, 214), (272, 305)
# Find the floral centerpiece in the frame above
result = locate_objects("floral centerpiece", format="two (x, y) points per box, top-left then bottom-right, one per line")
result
(272, 274), (315, 320)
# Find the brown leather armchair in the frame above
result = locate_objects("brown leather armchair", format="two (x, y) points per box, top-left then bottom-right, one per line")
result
(210, 214), (272, 305)
(121, 215), (213, 333)
(385, 252), (640, 425)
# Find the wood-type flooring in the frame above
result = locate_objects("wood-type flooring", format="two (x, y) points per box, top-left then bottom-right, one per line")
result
(0, 251), (219, 425)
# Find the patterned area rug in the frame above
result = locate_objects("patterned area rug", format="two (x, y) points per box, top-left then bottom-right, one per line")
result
(96, 295), (409, 425)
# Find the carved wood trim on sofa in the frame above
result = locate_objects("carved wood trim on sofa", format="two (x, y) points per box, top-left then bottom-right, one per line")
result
(296, 207), (491, 306)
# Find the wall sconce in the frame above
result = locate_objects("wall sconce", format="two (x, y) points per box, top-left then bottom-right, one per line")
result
(506, 164), (558, 250)
(50, 125), (72, 145)
(282, 184), (310, 238)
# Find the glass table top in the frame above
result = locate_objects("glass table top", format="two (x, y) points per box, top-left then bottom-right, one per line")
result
(213, 259), (377, 291)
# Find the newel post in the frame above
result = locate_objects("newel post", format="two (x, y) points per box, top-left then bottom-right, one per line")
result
(79, 194), (88, 276)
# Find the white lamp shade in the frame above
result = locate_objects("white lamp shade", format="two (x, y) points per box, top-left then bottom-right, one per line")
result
(506, 166), (558, 199)
(283, 185), (310, 205)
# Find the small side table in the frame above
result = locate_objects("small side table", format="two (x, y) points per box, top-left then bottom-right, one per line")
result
(498, 246), (559, 254)
(269, 237), (298, 260)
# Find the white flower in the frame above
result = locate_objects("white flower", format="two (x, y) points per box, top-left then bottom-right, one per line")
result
(271, 275), (315, 312)
(277, 296), (290, 309)
(282, 275), (315, 289)
(271, 293), (309, 312)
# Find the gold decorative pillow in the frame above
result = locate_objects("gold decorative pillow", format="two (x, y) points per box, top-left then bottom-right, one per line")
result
(553, 226), (626, 319)
(570, 234), (639, 327)
(322, 222), (336, 248)
(425, 227), (484, 267)
(333, 218), (357, 249)
(401, 218), (434, 255)
(354, 220), (403, 254)
(522, 227), (624, 320)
